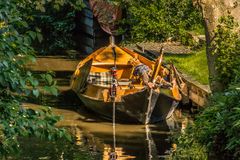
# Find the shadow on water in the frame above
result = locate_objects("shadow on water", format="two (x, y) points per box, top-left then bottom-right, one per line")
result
(20, 81), (181, 159)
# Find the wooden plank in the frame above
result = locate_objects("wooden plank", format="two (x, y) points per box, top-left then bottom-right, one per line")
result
(189, 90), (206, 107)
(27, 56), (79, 72)
(180, 73), (211, 107)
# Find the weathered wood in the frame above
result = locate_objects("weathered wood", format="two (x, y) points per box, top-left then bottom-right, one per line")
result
(135, 42), (192, 55)
(180, 73), (211, 107)
(27, 56), (79, 72)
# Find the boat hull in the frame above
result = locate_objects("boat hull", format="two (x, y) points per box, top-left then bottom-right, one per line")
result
(151, 92), (179, 123)
(71, 45), (181, 124)
(78, 88), (177, 124)
(79, 94), (140, 123)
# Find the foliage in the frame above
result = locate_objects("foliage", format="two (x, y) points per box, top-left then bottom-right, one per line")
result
(0, 0), (85, 156)
(28, 1), (85, 54)
(164, 48), (209, 84)
(170, 79), (240, 159)
(211, 15), (240, 87)
(12, 136), (101, 159)
(168, 127), (208, 160)
(169, 15), (240, 160)
(115, 0), (203, 45)
(15, 0), (85, 54)
(0, 98), (71, 156)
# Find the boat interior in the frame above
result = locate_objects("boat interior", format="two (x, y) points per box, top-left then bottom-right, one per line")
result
(72, 45), (171, 102)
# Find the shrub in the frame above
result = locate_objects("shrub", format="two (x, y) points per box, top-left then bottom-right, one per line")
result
(117, 0), (203, 44)
(211, 16), (240, 87)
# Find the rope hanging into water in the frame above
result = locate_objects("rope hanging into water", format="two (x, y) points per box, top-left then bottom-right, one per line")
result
(112, 98), (116, 149)
(109, 45), (118, 160)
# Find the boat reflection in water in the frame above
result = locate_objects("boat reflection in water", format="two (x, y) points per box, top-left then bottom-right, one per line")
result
(103, 146), (136, 160)
(21, 93), (180, 160)
(72, 111), (179, 160)
(97, 117), (179, 160)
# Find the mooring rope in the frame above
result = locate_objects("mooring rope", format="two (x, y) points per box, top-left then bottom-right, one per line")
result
(109, 96), (117, 160)
(109, 44), (118, 160)
(145, 88), (153, 124)
(113, 98), (116, 150)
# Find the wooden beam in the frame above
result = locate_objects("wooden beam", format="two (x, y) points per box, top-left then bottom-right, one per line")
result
(27, 56), (80, 72)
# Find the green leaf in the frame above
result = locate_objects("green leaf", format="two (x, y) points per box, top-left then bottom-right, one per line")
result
(65, 132), (72, 141)
(24, 36), (31, 44)
(50, 87), (58, 96)
(32, 79), (39, 87)
(32, 89), (39, 97)
(3, 61), (8, 67)
(36, 33), (43, 43)
(20, 78), (25, 87)
(46, 74), (53, 85)
(28, 55), (36, 63)
(21, 21), (28, 27)
(28, 31), (37, 40)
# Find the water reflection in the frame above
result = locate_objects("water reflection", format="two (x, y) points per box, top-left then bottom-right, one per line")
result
(165, 114), (180, 132)
(145, 125), (158, 160)
(103, 146), (135, 160)
(21, 90), (181, 160)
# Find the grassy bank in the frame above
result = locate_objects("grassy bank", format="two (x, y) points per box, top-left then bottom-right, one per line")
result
(164, 48), (209, 85)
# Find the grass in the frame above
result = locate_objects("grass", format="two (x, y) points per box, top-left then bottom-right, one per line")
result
(164, 48), (209, 85)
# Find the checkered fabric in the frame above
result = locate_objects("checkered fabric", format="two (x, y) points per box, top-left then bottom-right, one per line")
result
(87, 72), (112, 87)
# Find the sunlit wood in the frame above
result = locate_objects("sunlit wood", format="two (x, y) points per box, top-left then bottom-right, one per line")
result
(71, 44), (181, 124)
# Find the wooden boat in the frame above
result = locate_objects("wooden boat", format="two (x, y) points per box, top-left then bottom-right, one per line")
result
(71, 43), (181, 124)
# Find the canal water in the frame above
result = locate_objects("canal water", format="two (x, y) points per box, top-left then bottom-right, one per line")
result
(13, 76), (182, 160)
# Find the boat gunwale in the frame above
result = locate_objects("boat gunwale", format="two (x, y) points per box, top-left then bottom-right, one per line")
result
(79, 93), (122, 103)
(81, 86), (150, 102)
(92, 63), (133, 67)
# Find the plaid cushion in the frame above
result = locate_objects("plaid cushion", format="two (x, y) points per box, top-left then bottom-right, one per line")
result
(87, 72), (112, 87)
